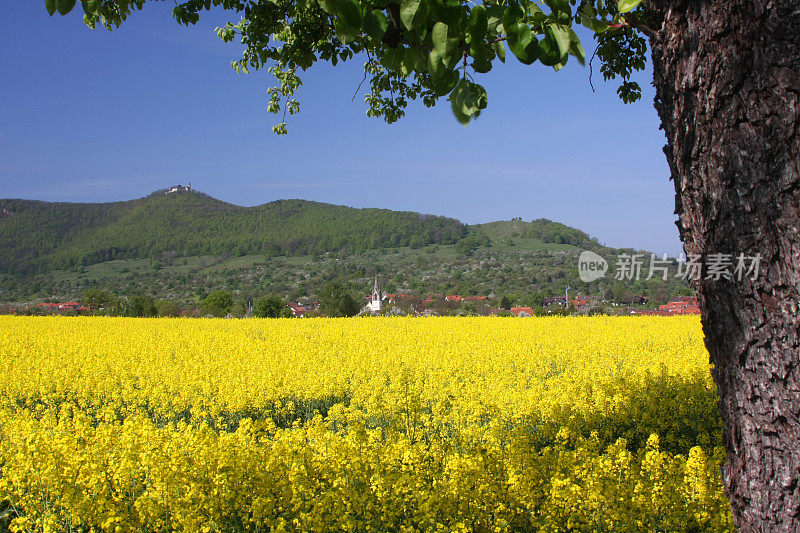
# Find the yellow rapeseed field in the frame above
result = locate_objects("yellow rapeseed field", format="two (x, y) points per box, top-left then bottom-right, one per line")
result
(0, 315), (732, 532)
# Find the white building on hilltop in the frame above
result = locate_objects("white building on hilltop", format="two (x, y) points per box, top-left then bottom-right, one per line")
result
(166, 183), (192, 194)
(365, 277), (383, 314)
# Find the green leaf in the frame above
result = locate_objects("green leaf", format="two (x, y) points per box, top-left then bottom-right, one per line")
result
(579, 3), (610, 33)
(589, 18), (609, 33)
(507, 25), (537, 65)
(568, 28), (585, 65)
(401, 0), (429, 31)
(442, 0), (466, 27)
(432, 22), (459, 61)
(45, 0), (57, 16)
(449, 79), (487, 123)
(318, 0), (335, 14)
(443, 48), (462, 69)
(486, 5), (504, 33)
(492, 41), (506, 63)
(429, 0), (461, 26)
(363, 10), (388, 40)
(429, 47), (461, 78)
(335, 0), (362, 29)
(467, 6), (487, 44)
(428, 48), (445, 77)
(331, 0), (362, 44)
(431, 67), (459, 96)
(471, 83), (488, 112)
(82, 0), (102, 15)
(552, 55), (568, 71)
(535, 33), (562, 66)
(526, 3), (543, 16)
(56, 0), (76, 15)
(543, 0), (571, 24)
(334, 18), (358, 44)
(383, 48), (405, 70)
(451, 104), (471, 125)
(501, 3), (523, 37)
(472, 57), (492, 73)
(449, 79), (471, 123)
(547, 23), (571, 60)
(432, 22), (449, 56)
(403, 47), (428, 73)
(469, 42), (494, 73)
(618, 0), (643, 14)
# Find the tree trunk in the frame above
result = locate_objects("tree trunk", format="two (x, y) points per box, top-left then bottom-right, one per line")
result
(648, 0), (800, 529)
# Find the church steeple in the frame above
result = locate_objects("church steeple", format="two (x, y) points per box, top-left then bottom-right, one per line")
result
(368, 276), (382, 313)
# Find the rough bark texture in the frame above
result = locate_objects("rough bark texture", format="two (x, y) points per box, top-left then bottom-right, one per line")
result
(648, 0), (800, 529)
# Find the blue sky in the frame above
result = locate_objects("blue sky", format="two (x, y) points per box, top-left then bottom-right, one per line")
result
(0, 3), (682, 256)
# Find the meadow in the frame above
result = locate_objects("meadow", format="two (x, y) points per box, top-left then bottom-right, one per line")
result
(0, 316), (733, 531)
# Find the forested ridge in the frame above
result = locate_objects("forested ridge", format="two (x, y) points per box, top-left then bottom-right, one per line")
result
(0, 191), (466, 275)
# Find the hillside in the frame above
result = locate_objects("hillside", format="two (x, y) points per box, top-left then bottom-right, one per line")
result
(0, 191), (466, 275)
(0, 219), (690, 309)
(0, 191), (691, 307)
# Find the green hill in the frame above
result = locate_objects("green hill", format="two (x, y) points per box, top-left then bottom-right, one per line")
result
(471, 219), (601, 251)
(0, 191), (466, 275)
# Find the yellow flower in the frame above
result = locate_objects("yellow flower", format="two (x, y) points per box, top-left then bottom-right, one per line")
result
(0, 315), (732, 531)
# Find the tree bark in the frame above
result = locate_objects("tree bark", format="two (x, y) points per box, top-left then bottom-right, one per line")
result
(648, 0), (800, 529)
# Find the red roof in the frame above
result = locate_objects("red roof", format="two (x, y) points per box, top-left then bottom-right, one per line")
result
(658, 297), (700, 315)
(289, 303), (309, 316)
(510, 306), (535, 316)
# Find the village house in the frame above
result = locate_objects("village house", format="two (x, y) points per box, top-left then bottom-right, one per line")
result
(657, 296), (700, 315)
(35, 302), (90, 314)
(542, 296), (567, 307)
(289, 302), (315, 317)
(570, 295), (599, 311)
(621, 294), (650, 305)
(631, 296), (699, 316)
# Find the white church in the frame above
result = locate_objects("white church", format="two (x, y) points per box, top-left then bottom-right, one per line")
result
(365, 277), (383, 314)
